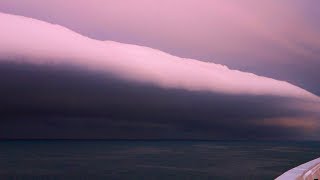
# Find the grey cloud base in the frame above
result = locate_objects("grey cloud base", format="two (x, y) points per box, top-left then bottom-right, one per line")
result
(1, 62), (318, 140)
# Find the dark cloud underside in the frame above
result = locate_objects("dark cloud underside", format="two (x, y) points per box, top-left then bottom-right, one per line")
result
(0, 62), (317, 140)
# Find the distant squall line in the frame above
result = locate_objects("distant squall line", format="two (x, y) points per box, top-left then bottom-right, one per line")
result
(0, 12), (319, 102)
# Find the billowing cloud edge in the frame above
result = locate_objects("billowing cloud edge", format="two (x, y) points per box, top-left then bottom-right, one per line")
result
(0, 12), (319, 102)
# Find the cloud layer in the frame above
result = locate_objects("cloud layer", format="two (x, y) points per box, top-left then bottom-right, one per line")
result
(0, 12), (318, 101)
(1, 0), (319, 96)
(0, 12), (319, 140)
(0, 62), (319, 140)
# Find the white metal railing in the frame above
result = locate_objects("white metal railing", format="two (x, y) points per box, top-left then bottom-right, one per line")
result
(276, 157), (320, 180)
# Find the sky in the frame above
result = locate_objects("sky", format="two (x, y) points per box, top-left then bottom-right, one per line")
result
(0, 1), (319, 140)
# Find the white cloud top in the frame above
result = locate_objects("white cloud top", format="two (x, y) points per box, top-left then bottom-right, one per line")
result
(0, 12), (319, 101)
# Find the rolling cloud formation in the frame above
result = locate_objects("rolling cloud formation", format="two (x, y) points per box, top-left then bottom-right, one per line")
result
(0, 12), (318, 101)
(0, 12), (319, 140)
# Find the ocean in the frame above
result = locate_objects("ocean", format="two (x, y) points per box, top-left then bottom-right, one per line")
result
(0, 140), (319, 180)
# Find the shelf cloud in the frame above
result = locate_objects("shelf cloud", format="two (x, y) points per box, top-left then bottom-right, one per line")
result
(0, 12), (319, 140)
(0, 12), (318, 101)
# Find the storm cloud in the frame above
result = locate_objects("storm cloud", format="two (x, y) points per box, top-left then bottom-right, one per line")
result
(0, 12), (319, 140)
(0, 62), (319, 140)
(0, 12), (318, 100)
(1, 0), (319, 95)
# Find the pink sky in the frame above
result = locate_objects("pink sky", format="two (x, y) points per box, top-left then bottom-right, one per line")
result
(0, 0), (319, 62)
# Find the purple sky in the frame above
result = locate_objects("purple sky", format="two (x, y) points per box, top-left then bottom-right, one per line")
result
(0, 0), (320, 95)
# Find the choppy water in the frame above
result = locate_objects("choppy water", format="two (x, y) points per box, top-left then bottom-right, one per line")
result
(0, 140), (319, 180)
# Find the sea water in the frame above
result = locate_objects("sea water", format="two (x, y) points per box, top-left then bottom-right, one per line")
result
(0, 140), (319, 180)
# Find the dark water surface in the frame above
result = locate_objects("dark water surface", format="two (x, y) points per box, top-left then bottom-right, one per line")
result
(0, 140), (319, 180)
